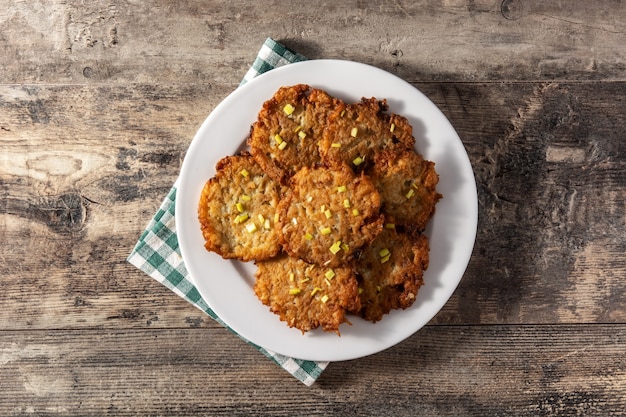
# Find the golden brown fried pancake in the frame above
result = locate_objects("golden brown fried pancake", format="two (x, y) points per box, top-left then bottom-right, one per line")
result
(370, 148), (442, 230)
(254, 255), (360, 334)
(319, 97), (415, 173)
(248, 84), (339, 184)
(198, 152), (283, 261)
(276, 164), (384, 268)
(354, 227), (430, 322)
(198, 85), (441, 333)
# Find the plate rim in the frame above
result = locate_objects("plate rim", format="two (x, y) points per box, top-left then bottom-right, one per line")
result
(176, 59), (478, 361)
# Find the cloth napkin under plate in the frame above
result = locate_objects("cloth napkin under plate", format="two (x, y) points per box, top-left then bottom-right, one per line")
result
(127, 38), (326, 386)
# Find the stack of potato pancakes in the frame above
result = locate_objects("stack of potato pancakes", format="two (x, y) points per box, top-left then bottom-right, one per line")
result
(198, 84), (441, 334)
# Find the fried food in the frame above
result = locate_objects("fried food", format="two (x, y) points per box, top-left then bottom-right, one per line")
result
(248, 84), (339, 184)
(370, 148), (442, 230)
(198, 84), (442, 333)
(276, 164), (384, 268)
(254, 255), (361, 334)
(319, 97), (415, 173)
(198, 152), (283, 261)
(355, 227), (430, 322)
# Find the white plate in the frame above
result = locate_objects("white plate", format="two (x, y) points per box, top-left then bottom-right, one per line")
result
(176, 60), (477, 362)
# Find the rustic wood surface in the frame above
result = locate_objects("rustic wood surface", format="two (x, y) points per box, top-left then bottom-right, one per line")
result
(1, 0), (625, 415)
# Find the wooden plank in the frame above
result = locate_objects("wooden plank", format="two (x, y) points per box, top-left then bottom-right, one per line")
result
(2, 81), (625, 329)
(0, 325), (624, 415)
(426, 81), (626, 324)
(1, 0), (625, 84)
(2, 1), (624, 415)
(0, 83), (229, 330)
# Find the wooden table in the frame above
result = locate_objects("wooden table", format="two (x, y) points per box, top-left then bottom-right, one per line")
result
(2, 1), (625, 415)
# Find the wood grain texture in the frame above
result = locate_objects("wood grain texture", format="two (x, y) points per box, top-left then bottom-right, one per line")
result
(1, 0), (625, 85)
(0, 326), (624, 416)
(1, 0), (625, 415)
(2, 81), (625, 329)
(428, 81), (626, 325)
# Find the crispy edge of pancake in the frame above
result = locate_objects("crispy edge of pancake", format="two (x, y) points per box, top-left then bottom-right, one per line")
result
(198, 152), (282, 262)
(248, 84), (339, 184)
(354, 227), (430, 322)
(253, 254), (360, 334)
(319, 97), (415, 172)
(370, 148), (442, 230)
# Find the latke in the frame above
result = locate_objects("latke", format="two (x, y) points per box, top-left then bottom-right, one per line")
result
(254, 255), (361, 334)
(198, 152), (283, 261)
(370, 148), (442, 230)
(355, 227), (430, 322)
(319, 97), (415, 173)
(248, 84), (339, 184)
(276, 164), (384, 268)
(197, 85), (441, 333)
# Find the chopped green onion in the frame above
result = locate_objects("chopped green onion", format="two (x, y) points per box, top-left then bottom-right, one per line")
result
(329, 241), (342, 254)
(234, 213), (249, 224)
(283, 103), (295, 115)
(352, 156), (364, 166)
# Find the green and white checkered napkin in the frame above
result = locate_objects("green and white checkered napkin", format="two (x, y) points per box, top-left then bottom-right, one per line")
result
(127, 38), (326, 386)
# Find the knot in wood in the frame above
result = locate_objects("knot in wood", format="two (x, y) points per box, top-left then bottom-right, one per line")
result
(501, 0), (523, 20)
(32, 192), (87, 235)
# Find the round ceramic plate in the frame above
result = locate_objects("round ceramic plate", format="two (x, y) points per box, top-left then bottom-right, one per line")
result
(176, 60), (477, 362)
